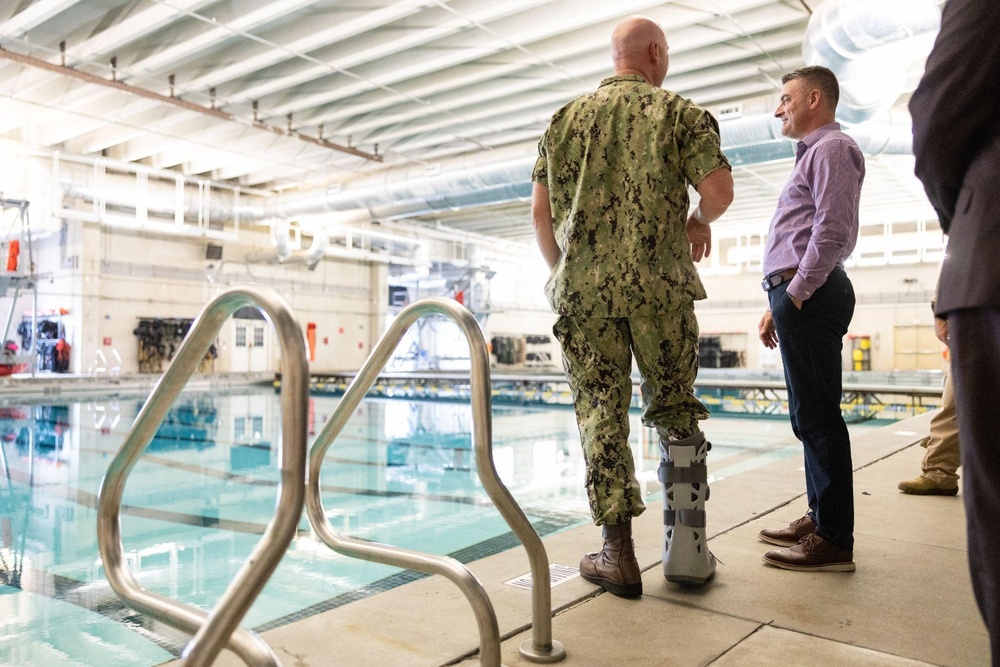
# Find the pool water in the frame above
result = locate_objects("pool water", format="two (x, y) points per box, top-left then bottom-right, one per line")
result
(0, 390), (876, 666)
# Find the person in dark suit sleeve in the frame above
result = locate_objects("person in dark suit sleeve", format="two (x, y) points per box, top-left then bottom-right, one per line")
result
(910, 0), (1000, 662)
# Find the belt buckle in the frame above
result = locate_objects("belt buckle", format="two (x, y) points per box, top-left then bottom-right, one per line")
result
(761, 276), (771, 292)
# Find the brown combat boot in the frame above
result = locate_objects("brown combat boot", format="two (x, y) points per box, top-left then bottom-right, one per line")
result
(579, 520), (642, 598)
(898, 475), (959, 496)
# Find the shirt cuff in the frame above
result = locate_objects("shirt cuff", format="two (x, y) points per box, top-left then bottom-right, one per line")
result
(786, 275), (818, 302)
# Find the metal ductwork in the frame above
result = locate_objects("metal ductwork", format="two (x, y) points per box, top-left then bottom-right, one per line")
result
(719, 110), (913, 166)
(245, 220), (331, 270)
(59, 162), (256, 223)
(258, 153), (537, 221)
(249, 0), (938, 224)
(803, 0), (941, 125)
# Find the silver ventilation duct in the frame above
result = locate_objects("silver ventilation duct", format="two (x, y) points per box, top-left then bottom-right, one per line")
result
(252, 220), (329, 270)
(720, 111), (913, 166)
(59, 162), (256, 224)
(248, 0), (938, 223)
(803, 0), (940, 124)
(258, 154), (537, 221)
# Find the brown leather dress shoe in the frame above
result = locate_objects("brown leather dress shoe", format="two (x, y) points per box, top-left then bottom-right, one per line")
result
(757, 514), (815, 547)
(762, 533), (855, 572)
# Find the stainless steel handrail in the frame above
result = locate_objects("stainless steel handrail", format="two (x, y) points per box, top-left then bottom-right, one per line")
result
(305, 297), (566, 665)
(97, 286), (309, 666)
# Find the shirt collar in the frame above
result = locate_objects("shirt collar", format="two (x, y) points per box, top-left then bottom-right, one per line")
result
(599, 74), (650, 87)
(796, 122), (842, 162)
(798, 122), (842, 149)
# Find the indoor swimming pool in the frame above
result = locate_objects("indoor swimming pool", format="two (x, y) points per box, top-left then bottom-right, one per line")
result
(0, 389), (879, 666)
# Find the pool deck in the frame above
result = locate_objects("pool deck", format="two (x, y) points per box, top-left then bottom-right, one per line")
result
(194, 409), (989, 667)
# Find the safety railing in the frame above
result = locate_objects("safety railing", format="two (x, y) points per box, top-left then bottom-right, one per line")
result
(88, 349), (107, 377)
(89, 347), (123, 378)
(97, 286), (309, 666)
(305, 297), (566, 666)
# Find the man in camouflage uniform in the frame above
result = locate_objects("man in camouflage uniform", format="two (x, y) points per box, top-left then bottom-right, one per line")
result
(532, 16), (733, 597)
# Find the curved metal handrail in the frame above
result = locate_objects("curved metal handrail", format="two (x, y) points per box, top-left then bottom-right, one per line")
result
(305, 297), (565, 665)
(97, 286), (309, 666)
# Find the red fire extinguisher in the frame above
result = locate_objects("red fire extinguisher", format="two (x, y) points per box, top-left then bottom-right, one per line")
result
(6, 240), (18, 272)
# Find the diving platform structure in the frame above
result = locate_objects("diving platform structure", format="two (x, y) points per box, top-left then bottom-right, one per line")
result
(303, 367), (945, 423)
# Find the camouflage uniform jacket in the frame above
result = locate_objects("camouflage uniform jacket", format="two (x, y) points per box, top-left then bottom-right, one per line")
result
(532, 74), (730, 317)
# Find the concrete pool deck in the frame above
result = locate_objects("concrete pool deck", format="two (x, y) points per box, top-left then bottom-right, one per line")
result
(194, 409), (988, 667)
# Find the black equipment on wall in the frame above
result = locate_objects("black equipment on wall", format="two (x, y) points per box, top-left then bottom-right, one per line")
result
(16, 316), (70, 372)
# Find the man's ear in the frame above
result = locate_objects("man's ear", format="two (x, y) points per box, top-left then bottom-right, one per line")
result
(650, 41), (665, 64)
(807, 88), (822, 110)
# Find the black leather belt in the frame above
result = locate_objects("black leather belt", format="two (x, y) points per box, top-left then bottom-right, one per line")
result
(762, 268), (797, 292)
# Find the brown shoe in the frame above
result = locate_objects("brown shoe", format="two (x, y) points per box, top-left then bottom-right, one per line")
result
(898, 475), (959, 496)
(757, 514), (815, 547)
(762, 533), (855, 572)
(580, 520), (642, 598)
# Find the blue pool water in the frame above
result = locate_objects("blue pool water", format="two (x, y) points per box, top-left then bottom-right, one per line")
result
(0, 390), (877, 666)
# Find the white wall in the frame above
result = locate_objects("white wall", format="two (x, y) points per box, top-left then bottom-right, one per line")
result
(698, 262), (943, 371)
(1, 216), (386, 375)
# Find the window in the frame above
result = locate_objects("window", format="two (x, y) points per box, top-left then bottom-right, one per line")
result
(235, 324), (247, 348)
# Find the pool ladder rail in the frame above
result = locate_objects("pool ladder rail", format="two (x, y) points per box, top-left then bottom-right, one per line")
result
(96, 290), (566, 666)
(97, 286), (309, 667)
(306, 296), (566, 666)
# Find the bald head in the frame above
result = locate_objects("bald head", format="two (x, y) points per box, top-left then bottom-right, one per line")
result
(611, 16), (669, 86)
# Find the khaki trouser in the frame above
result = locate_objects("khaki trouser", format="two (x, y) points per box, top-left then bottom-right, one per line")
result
(553, 304), (709, 526)
(920, 363), (961, 484)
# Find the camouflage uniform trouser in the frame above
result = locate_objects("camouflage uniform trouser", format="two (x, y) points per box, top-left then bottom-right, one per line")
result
(553, 303), (709, 526)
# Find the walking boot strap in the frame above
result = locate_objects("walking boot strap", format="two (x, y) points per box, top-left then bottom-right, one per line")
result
(658, 459), (710, 500)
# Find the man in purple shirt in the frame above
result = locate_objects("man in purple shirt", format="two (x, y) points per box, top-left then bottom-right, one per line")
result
(755, 65), (866, 572)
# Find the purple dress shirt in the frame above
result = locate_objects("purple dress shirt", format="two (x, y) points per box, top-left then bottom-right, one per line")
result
(762, 122), (865, 302)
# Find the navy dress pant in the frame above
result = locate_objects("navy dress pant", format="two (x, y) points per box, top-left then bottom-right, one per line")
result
(768, 266), (856, 552)
(950, 308), (1000, 665)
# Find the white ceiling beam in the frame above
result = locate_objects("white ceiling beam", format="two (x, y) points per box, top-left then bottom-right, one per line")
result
(57, 102), (203, 156)
(214, 150), (365, 187)
(0, 2), (209, 114)
(65, 0), (217, 66)
(183, 0), (438, 96)
(262, 0), (674, 122)
(123, 0), (319, 78)
(106, 114), (213, 163)
(357, 6), (802, 150)
(58, 100), (167, 153)
(0, 0), (83, 39)
(388, 73), (781, 157)
(348, 27), (803, 144)
(299, 0), (785, 132)
(190, 139), (328, 179)
(227, 0), (551, 107)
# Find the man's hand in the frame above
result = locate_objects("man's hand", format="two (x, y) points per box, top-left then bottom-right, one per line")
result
(686, 213), (712, 262)
(759, 310), (779, 349)
(934, 316), (949, 347)
(788, 293), (803, 310)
